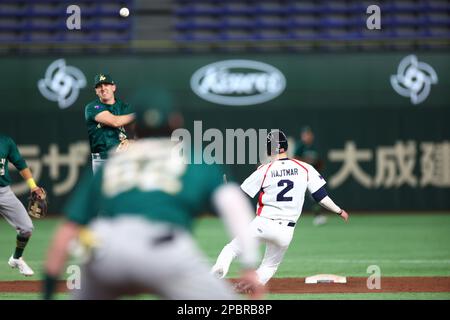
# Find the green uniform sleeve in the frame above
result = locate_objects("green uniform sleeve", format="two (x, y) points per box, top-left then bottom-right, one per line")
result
(85, 102), (108, 122)
(64, 168), (102, 225)
(122, 102), (134, 115)
(7, 137), (27, 171)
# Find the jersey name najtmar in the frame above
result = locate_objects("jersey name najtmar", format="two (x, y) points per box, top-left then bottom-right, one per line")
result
(270, 168), (299, 178)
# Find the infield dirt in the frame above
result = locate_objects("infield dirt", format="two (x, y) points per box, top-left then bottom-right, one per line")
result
(0, 277), (449, 294)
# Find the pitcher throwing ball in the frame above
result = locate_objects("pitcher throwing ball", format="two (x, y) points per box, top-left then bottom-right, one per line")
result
(211, 129), (349, 287)
(85, 74), (135, 173)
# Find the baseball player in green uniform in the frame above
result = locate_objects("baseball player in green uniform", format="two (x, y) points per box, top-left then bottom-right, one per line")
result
(85, 74), (135, 173)
(294, 126), (328, 226)
(0, 134), (45, 276)
(43, 103), (264, 300)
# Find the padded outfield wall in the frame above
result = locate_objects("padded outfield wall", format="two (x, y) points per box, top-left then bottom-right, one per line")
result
(0, 53), (449, 212)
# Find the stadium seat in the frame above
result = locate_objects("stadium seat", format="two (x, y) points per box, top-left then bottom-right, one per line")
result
(0, 0), (133, 43)
(174, 0), (450, 44)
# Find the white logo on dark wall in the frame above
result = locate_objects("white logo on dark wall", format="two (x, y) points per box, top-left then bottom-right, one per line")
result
(38, 59), (86, 109)
(191, 60), (286, 106)
(390, 55), (438, 105)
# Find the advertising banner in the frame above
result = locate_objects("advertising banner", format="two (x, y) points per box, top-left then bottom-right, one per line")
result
(1, 53), (448, 211)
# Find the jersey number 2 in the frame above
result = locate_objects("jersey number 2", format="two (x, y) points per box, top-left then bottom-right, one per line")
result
(276, 179), (293, 201)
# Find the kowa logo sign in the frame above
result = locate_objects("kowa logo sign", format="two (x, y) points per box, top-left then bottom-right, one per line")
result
(191, 60), (286, 106)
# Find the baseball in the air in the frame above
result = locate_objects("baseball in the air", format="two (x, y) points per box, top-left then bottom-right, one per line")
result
(119, 7), (129, 17)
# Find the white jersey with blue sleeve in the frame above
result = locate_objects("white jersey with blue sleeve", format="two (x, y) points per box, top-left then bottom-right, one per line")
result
(240, 158), (326, 222)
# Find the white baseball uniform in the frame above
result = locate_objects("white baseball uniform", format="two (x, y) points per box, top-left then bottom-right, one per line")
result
(211, 157), (326, 284)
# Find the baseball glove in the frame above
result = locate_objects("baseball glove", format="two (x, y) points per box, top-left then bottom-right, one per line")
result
(27, 188), (48, 219)
(115, 139), (133, 153)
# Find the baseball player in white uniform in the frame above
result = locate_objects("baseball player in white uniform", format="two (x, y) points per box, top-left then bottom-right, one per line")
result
(211, 129), (349, 286)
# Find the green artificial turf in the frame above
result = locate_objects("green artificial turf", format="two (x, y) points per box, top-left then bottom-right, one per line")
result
(0, 218), (62, 281)
(1, 213), (449, 300)
(196, 213), (450, 278)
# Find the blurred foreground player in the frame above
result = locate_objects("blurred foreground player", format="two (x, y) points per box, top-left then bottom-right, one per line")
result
(43, 99), (264, 300)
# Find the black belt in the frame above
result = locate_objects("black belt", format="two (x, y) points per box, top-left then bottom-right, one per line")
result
(268, 218), (296, 227)
(152, 230), (176, 245)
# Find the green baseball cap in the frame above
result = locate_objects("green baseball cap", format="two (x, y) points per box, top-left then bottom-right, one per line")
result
(132, 88), (173, 128)
(94, 74), (115, 88)
(301, 125), (312, 133)
(131, 88), (183, 137)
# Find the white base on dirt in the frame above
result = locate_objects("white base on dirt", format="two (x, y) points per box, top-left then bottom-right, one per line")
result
(305, 274), (347, 284)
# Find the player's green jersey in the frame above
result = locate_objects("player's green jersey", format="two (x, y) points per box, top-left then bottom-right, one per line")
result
(64, 139), (226, 232)
(85, 98), (133, 158)
(0, 134), (27, 187)
(294, 142), (319, 167)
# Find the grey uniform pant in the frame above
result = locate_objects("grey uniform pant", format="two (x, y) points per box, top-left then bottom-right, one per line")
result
(72, 216), (238, 300)
(0, 186), (34, 237)
(91, 154), (107, 174)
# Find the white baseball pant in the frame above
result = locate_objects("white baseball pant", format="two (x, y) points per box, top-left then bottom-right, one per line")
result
(211, 215), (295, 285)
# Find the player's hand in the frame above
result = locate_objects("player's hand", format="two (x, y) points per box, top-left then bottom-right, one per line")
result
(339, 210), (349, 222)
(32, 187), (45, 200)
(236, 269), (266, 300)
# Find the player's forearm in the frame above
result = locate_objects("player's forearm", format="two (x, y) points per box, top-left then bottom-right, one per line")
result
(213, 184), (259, 269)
(19, 168), (39, 190)
(318, 196), (342, 214)
(95, 112), (135, 128)
(19, 167), (32, 180)
(114, 114), (135, 127)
